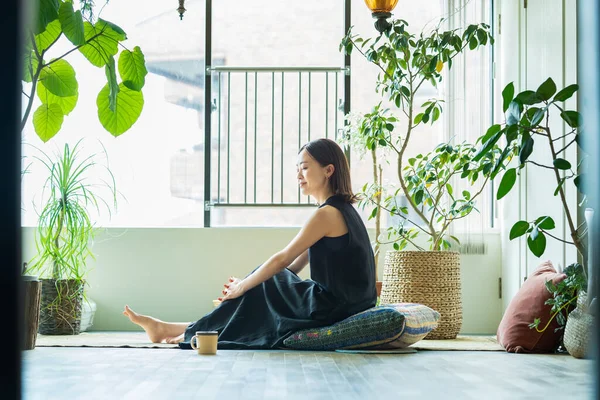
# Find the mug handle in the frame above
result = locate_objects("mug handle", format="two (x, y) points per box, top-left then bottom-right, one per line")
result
(190, 335), (198, 350)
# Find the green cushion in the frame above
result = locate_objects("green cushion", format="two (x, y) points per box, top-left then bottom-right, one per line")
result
(283, 306), (406, 350)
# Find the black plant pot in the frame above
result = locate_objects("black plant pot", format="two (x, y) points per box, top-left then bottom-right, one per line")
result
(38, 278), (84, 335)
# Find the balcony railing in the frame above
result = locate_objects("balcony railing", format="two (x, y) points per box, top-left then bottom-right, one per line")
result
(208, 66), (348, 209)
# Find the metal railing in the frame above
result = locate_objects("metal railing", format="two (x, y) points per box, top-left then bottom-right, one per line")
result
(207, 66), (348, 210)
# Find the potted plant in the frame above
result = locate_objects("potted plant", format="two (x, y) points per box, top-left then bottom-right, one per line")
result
(474, 79), (595, 356)
(339, 19), (498, 338)
(25, 140), (117, 335)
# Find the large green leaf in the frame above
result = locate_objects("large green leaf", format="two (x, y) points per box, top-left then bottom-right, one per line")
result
(39, 59), (78, 97)
(97, 83), (144, 137)
(519, 136), (534, 164)
(35, 0), (60, 35)
(33, 19), (62, 54)
(37, 80), (78, 115)
(560, 110), (580, 128)
(118, 46), (148, 91)
(59, 1), (85, 46)
(502, 82), (514, 113)
(535, 78), (557, 101)
(497, 168), (517, 200)
(33, 103), (64, 142)
(78, 21), (121, 67)
(23, 51), (39, 83)
(553, 84), (578, 102)
(104, 56), (119, 112)
(510, 221), (530, 240)
(527, 231), (547, 257)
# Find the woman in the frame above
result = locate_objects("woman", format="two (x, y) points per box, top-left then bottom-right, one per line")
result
(123, 138), (377, 349)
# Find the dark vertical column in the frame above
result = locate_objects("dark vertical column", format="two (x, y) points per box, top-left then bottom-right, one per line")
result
(343, 0), (351, 165)
(577, 0), (599, 396)
(204, 0), (212, 227)
(1, 0), (23, 398)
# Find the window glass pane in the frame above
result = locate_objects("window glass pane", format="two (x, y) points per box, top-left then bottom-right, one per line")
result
(349, 0), (444, 229)
(21, 1), (207, 228)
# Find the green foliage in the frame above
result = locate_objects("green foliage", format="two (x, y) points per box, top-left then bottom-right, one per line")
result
(25, 140), (117, 282)
(340, 19), (496, 250)
(22, 0), (147, 141)
(474, 78), (586, 261)
(529, 263), (587, 338)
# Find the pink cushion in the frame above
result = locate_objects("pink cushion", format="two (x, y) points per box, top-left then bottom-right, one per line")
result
(497, 261), (567, 353)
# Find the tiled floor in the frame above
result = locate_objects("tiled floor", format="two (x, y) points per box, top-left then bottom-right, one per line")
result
(22, 347), (595, 399)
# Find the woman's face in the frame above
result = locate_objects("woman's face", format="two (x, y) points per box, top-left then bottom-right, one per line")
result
(296, 149), (332, 197)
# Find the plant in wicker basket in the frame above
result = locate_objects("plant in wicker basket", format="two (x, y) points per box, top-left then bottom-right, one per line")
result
(473, 78), (596, 354)
(25, 140), (117, 335)
(339, 18), (500, 339)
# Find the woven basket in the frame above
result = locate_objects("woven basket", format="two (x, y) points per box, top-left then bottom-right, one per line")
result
(380, 250), (462, 339)
(564, 291), (594, 359)
(39, 279), (84, 335)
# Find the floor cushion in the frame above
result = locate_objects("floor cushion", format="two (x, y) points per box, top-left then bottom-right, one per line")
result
(370, 303), (441, 349)
(497, 260), (567, 353)
(283, 306), (406, 350)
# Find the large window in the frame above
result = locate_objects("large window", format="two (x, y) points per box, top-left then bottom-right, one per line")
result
(21, 0), (493, 229)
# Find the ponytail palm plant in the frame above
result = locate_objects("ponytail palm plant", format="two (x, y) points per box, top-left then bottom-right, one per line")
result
(25, 140), (116, 333)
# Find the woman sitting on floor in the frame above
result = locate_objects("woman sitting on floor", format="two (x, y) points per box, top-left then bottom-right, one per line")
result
(123, 138), (377, 349)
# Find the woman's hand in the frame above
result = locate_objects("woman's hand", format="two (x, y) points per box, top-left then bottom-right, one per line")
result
(218, 276), (246, 302)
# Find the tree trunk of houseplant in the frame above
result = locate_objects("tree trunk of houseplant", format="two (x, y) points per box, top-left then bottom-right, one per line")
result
(39, 279), (85, 335)
(380, 250), (462, 339)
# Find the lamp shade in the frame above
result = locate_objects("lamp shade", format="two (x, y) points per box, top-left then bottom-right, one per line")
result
(364, 0), (399, 14)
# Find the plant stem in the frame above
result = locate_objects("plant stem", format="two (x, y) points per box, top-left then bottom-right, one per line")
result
(533, 296), (576, 333)
(371, 148), (381, 277)
(544, 116), (585, 262)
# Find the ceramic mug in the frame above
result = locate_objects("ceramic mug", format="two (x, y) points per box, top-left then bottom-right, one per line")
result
(190, 331), (218, 355)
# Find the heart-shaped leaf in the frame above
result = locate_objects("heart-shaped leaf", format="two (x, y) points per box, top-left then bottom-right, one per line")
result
(33, 103), (64, 142)
(118, 46), (148, 91)
(97, 83), (144, 137)
(36, 80), (78, 115)
(39, 59), (78, 97)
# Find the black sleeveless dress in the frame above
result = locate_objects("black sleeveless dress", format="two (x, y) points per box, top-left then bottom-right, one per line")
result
(180, 194), (377, 349)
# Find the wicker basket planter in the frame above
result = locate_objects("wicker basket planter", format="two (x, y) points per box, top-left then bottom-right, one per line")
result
(564, 291), (594, 359)
(380, 250), (462, 339)
(39, 279), (85, 335)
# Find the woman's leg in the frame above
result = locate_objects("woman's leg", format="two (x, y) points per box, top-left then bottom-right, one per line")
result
(123, 305), (190, 343)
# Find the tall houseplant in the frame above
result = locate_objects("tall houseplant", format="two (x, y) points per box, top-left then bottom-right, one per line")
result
(339, 19), (500, 339)
(23, 0), (147, 141)
(474, 79), (594, 353)
(25, 140), (117, 334)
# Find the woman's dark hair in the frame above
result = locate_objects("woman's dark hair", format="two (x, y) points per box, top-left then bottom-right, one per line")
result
(299, 138), (357, 204)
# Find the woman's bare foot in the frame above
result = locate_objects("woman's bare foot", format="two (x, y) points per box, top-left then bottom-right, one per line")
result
(165, 333), (185, 344)
(122, 305), (169, 343)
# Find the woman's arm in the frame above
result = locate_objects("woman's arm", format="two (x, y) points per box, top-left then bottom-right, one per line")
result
(219, 207), (336, 301)
(287, 249), (309, 275)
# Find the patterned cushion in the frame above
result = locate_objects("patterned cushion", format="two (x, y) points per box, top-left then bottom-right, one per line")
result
(283, 306), (406, 350)
(373, 303), (441, 349)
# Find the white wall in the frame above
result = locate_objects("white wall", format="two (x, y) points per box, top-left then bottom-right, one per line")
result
(22, 227), (503, 334)
(496, 0), (578, 308)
